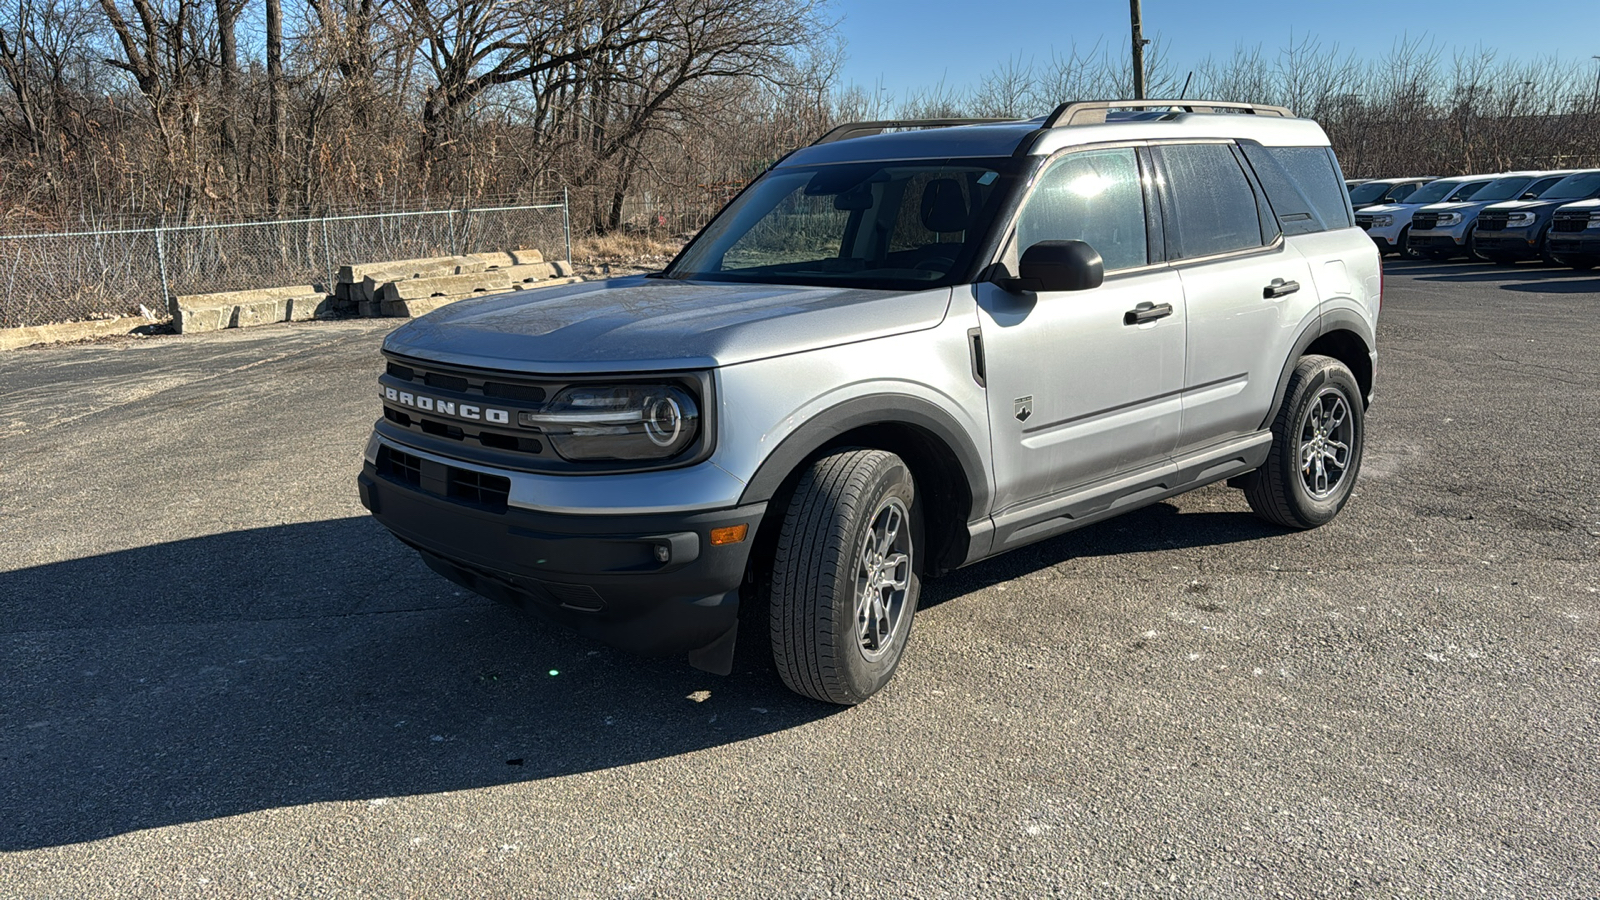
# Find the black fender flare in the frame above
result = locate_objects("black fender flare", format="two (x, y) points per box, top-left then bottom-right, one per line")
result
(736, 394), (991, 520)
(1261, 306), (1376, 430)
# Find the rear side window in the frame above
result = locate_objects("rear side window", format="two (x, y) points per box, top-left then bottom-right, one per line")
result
(1154, 143), (1266, 259)
(1386, 183), (1420, 202)
(1014, 147), (1149, 272)
(1241, 144), (1353, 233)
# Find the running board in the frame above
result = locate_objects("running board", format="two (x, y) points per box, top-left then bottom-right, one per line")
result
(962, 430), (1272, 565)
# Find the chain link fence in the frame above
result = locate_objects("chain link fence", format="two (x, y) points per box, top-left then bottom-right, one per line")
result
(0, 197), (571, 329)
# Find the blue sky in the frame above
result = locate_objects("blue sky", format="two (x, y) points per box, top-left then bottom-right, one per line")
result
(833, 0), (1600, 98)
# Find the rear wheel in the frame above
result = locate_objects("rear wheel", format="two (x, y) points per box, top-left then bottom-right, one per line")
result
(1242, 355), (1365, 529)
(768, 448), (922, 705)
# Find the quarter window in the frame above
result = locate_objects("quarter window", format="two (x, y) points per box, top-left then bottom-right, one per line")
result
(1014, 148), (1148, 272)
(1154, 143), (1267, 259)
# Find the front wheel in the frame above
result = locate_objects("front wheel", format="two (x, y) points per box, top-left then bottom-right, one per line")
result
(1396, 226), (1417, 259)
(769, 448), (922, 705)
(1242, 355), (1365, 529)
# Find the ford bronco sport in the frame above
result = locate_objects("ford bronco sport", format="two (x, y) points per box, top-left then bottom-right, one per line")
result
(358, 100), (1382, 704)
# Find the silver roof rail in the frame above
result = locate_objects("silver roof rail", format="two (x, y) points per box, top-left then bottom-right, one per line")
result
(810, 118), (1018, 146)
(1042, 100), (1295, 128)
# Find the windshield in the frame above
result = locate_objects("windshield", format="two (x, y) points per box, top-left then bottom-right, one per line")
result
(1471, 176), (1536, 203)
(666, 158), (1028, 289)
(1348, 182), (1393, 204)
(1403, 180), (1458, 204)
(1539, 172), (1600, 201)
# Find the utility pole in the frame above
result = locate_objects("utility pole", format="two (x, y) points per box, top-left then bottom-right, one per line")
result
(1130, 0), (1148, 100)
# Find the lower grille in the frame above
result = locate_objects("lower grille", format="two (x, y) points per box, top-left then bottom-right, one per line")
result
(1553, 216), (1589, 233)
(376, 445), (509, 513)
(379, 446), (423, 488)
(447, 467), (511, 509)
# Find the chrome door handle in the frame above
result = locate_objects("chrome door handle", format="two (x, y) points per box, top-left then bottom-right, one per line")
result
(1264, 278), (1301, 299)
(1123, 302), (1174, 325)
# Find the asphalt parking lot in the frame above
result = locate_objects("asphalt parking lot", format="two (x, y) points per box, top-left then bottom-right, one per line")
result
(2, 259), (1597, 898)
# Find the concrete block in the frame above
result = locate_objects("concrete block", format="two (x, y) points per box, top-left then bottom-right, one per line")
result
(379, 271), (512, 302)
(470, 249), (544, 268)
(501, 262), (556, 284)
(173, 305), (233, 334)
(171, 285), (317, 321)
(359, 298), (382, 318)
(508, 275), (584, 292)
(232, 298), (289, 328)
(338, 255), (485, 285)
(287, 294), (333, 321)
(549, 259), (573, 277)
(0, 316), (144, 351)
(334, 281), (352, 302)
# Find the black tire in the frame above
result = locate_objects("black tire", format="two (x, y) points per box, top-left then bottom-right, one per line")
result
(1465, 226), (1479, 262)
(1241, 355), (1364, 530)
(768, 448), (922, 705)
(1537, 227), (1558, 265)
(1396, 226), (1416, 259)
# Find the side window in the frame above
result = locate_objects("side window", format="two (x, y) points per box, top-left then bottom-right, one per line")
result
(1014, 148), (1148, 272)
(1525, 177), (1562, 199)
(1245, 145), (1354, 231)
(1387, 183), (1419, 202)
(1153, 143), (1267, 259)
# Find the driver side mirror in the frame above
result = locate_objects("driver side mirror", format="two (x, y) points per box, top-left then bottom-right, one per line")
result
(997, 240), (1105, 293)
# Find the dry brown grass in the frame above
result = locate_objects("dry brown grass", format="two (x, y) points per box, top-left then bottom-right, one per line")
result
(571, 232), (684, 266)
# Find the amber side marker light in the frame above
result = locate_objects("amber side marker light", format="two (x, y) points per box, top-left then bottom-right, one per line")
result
(710, 524), (748, 546)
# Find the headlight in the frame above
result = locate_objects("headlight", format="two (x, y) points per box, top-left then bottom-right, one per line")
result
(519, 384), (701, 461)
(1370, 214), (1393, 227)
(1435, 212), (1462, 226)
(1588, 213), (1600, 230)
(1506, 212), (1537, 226)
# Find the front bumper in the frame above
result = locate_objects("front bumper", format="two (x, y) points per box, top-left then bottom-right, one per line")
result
(1472, 225), (1543, 259)
(1548, 232), (1600, 259)
(1407, 227), (1469, 253)
(358, 455), (765, 672)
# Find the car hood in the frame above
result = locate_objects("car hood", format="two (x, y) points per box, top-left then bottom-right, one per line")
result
(1419, 201), (1480, 212)
(382, 275), (952, 374)
(1361, 203), (1416, 214)
(1555, 198), (1600, 213)
(1482, 199), (1564, 213)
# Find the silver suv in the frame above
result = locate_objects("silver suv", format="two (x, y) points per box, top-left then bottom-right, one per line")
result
(358, 100), (1382, 704)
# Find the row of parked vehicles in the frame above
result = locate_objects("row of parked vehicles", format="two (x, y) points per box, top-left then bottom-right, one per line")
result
(1347, 170), (1600, 270)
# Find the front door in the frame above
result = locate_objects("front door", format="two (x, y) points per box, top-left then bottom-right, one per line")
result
(976, 146), (1186, 518)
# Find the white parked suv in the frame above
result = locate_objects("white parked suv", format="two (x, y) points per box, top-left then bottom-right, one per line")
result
(359, 100), (1382, 704)
(1356, 175), (1497, 257)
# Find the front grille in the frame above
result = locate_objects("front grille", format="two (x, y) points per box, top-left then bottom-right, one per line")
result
(1479, 212), (1511, 231)
(379, 356), (561, 462)
(1355, 214), (1374, 230)
(1412, 212), (1440, 230)
(1553, 215), (1589, 233)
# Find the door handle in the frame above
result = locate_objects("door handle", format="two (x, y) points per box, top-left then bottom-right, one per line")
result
(1264, 278), (1301, 299)
(1124, 302), (1173, 325)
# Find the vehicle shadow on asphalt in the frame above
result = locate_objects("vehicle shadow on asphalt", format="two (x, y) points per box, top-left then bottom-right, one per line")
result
(919, 501), (1284, 608)
(0, 502), (1283, 850)
(1386, 260), (1600, 293)
(0, 516), (830, 851)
